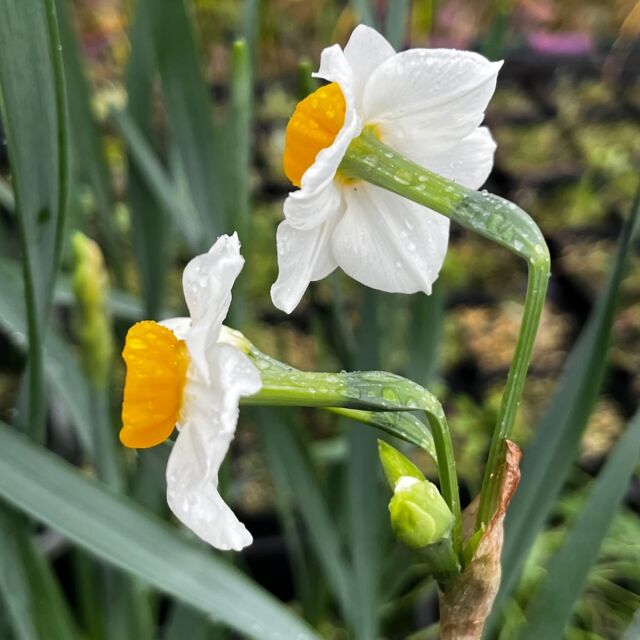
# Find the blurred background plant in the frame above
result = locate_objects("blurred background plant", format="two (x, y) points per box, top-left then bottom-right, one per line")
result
(0, 0), (639, 638)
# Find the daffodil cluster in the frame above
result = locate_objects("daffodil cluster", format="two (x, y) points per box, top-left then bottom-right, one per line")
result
(120, 25), (507, 553)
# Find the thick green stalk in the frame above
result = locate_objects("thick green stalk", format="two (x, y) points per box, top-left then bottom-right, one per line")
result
(340, 129), (550, 530)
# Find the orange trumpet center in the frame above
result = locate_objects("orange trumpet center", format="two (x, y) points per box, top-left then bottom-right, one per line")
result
(283, 82), (346, 187)
(120, 321), (189, 449)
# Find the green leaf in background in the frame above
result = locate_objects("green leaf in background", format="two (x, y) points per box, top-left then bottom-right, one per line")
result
(125, 0), (171, 318)
(143, 0), (224, 245)
(0, 177), (15, 212)
(489, 186), (640, 631)
(0, 6), (74, 633)
(622, 609), (640, 640)
(54, 0), (124, 284)
(384, 0), (411, 49)
(224, 38), (253, 327)
(242, 0), (261, 64)
(111, 108), (203, 251)
(0, 509), (79, 640)
(405, 282), (444, 388)
(163, 602), (218, 640)
(0, 424), (319, 640)
(345, 288), (386, 640)
(349, 0), (375, 27)
(0, 258), (95, 457)
(0, 0), (69, 435)
(258, 409), (354, 622)
(345, 426), (385, 639)
(519, 409), (640, 639)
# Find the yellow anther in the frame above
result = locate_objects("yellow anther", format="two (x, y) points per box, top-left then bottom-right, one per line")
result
(120, 321), (189, 448)
(283, 82), (346, 187)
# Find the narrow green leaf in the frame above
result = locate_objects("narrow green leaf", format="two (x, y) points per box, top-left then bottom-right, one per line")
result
(490, 188), (640, 628)
(0, 177), (14, 212)
(0, 0), (68, 326)
(520, 410), (640, 639)
(241, 0), (261, 63)
(0, 258), (94, 456)
(163, 603), (217, 640)
(384, 0), (410, 49)
(125, 0), (170, 317)
(349, 0), (375, 27)
(143, 0), (223, 243)
(54, 0), (123, 284)
(225, 38), (253, 327)
(0, 425), (318, 640)
(622, 609), (640, 640)
(258, 409), (354, 620)
(0, 0), (69, 435)
(255, 410), (325, 624)
(405, 281), (444, 387)
(0, 509), (78, 640)
(345, 427), (385, 639)
(327, 407), (437, 462)
(111, 108), (202, 248)
(344, 288), (386, 639)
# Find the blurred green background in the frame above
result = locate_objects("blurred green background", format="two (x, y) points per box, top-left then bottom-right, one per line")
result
(0, 1), (639, 639)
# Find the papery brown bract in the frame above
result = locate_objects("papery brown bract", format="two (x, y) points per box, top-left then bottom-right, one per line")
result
(439, 440), (522, 640)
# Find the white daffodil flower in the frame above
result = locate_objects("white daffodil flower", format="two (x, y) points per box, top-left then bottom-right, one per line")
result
(272, 25), (502, 313)
(120, 234), (261, 551)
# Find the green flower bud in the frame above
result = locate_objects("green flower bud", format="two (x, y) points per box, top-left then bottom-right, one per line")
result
(71, 232), (113, 387)
(389, 476), (454, 549)
(378, 439), (425, 488)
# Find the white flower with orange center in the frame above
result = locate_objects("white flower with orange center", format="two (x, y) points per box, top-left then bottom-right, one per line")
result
(272, 25), (502, 313)
(120, 234), (261, 551)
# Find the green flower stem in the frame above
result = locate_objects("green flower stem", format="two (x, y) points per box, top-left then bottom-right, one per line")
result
(231, 333), (462, 553)
(340, 129), (550, 531)
(423, 539), (460, 591)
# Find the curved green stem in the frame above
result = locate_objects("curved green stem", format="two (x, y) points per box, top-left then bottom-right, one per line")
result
(340, 129), (551, 531)
(239, 352), (463, 552)
(475, 262), (548, 527)
(422, 400), (461, 554)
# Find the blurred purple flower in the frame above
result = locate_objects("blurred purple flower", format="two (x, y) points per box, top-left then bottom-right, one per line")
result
(528, 32), (594, 55)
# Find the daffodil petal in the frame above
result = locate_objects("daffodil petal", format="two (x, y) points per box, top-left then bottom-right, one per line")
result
(332, 183), (449, 294)
(166, 343), (261, 551)
(412, 126), (497, 190)
(271, 218), (339, 313)
(343, 25), (395, 103)
(364, 49), (502, 155)
(182, 233), (244, 380)
(283, 178), (342, 230)
(159, 316), (191, 339)
(297, 44), (361, 192)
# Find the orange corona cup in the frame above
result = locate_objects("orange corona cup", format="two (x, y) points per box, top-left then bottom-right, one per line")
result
(283, 82), (346, 188)
(120, 321), (189, 449)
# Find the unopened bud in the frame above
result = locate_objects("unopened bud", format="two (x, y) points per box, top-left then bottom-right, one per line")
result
(71, 232), (113, 387)
(378, 439), (425, 488)
(379, 441), (454, 549)
(389, 476), (454, 549)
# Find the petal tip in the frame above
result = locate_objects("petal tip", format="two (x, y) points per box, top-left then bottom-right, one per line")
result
(270, 283), (297, 315)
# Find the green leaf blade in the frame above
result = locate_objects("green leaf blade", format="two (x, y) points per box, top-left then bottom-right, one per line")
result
(520, 410), (640, 639)
(0, 424), (318, 640)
